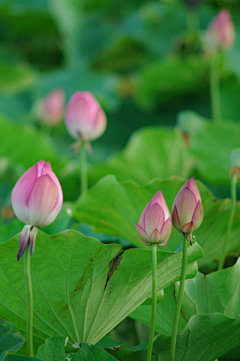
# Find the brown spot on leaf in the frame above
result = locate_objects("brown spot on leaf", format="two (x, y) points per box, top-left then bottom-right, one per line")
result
(104, 251), (124, 290)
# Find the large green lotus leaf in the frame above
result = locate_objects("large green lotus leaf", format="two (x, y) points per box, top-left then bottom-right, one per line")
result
(74, 175), (240, 265)
(89, 127), (193, 186)
(0, 117), (60, 170)
(0, 230), (202, 352)
(131, 258), (240, 335)
(0, 319), (25, 361)
(5, 357), (42, 361)
(134, 56), (209, 110)
(130, 284), (187, 336)
(189, 119), (240, 185)
(153, 314), (240, 361)
(97, 337), (153, 361)
(37, 336), (66, 361)
(74, 176), (189, 250)
(69, 343), (118, 361)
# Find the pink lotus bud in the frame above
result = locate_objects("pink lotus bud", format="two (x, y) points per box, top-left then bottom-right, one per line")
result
(136, 191), (172, 246)
(65, 91), (107, 141)
(207, 10), (235, 50)
(11, 160), (63, 260)
(39, 89), (65, 125)
(172, 178), (203, 235)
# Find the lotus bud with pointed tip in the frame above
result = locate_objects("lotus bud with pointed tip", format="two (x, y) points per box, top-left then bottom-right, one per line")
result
(65, 91), (107, 142)
(136, 190), (172, 246)
(11, 160), (63, 260)
(207, 10), (235, 50)
(172, 178), (203, 235)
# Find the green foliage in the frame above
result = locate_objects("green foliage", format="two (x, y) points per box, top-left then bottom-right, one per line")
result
(134, 56), (209, 110)
(189, 118), (240, 184)
(74, 176), (240, 266)
(131, 258), (240, 334)
(97, 337), (150, 361)
(0, 230), (202, 352)
(0, 116), (61, 170)
(69, 343), (119, 361)
(153, 314), (240, 361)
(129, 260), (240, 360)
(5, 356), (42, 361)
(0, 61), (36, 94)
(0, 319), (25, 360)
(37, 336), (66, 360)
(89, 127), (193, 185)
(1, 0), (240, 358)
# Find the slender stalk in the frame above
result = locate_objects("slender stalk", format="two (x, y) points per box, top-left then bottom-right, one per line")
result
(24, 243), (33, 356)
(146, 244), (158, 361)
(169, 234), (189, 361)
(80, 142), (88, 194)
(218, 174), (237, 270)
(210, 52), (221, 123)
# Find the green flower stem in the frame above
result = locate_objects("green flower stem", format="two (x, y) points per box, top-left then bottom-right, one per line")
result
(169, 234), (189, 361)
(24, 243), (33, 356)
(80, 142), (88, 194)
(210, 52), (221, 123)
(146, 244), (158, 361)
(218, 174), (237, 270)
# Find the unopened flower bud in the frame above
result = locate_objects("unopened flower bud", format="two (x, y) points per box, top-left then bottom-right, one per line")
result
(207, 10), (235, 50)
(172, 178), (203, 235)
(11, 160), (63, 260)
(65, 91), (107, 142)
(136, 191), (172, 246)
(37, 89), (65, 126)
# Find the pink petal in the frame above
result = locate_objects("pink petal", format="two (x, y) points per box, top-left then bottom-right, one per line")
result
(144, 204), (164, 237)
(192, 201), (204, 230)
(149, 190), (170, 220)
(11, 164), (38, 224)
(40, 162), (63, 225)
(28, 174), (58, 226)
(88, 108), (107, 141)
(187, 177), (201, 203)
(30, 226), (38, 256)
(160, 217), (172, 242)
(173, 178), (201, 204)
(172, 205), (182, 232)
(65, 92), (91, 139)
(174, 188), (197, 228)
(139, 190), (170, 228)
(17, 225), (31, 261)
(37, 160), (46, 177)
(182, 221), (195, 234)
(150, 228), (161, 243)
(136, 223), (149, 242)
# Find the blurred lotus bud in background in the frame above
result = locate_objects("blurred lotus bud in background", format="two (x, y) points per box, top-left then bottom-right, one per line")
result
(33, 89), (65, 126)
(65, 91), (107, 142)
(206, 10), (235, 51)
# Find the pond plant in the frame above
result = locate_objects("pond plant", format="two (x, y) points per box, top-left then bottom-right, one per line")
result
(0, 1), (240, 361)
